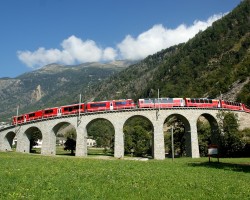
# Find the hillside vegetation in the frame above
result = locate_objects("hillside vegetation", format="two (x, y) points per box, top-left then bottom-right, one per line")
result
(93, 0), (250, 104)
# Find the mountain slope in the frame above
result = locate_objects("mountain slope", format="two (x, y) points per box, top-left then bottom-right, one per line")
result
(93, 0), (250, 104)
(0, 61), (134, 122)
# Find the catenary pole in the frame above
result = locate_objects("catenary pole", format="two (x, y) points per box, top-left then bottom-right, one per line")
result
(79, 94), (81, 119)
(171, 125), (174, 161)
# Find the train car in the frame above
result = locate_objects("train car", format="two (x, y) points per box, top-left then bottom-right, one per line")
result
(138, 98), (185, 108)
(242, 104), (250, 113)
(25, 110), (43, 122)
(86, 101), (111, 112)
(61, 103), (85, 115)
(154, 98), (185, 108)
(220, 100), (243, 111)
(12, 115), (25, 125)
(12, 110), (43, 125)
(43, 107), (60, 118)
(184, 98), (220, 108)
(112, 99), (136, 110)
(138, 98), (155, 108)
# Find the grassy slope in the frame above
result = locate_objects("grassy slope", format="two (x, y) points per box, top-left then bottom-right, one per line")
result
(0, 152), (249, 199)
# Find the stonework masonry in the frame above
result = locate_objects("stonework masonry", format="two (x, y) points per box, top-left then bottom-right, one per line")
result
(0, 108), (249, 159)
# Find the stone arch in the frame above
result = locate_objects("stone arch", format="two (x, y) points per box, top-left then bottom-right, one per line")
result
(23, 126), (43, 153)
(200, 113), (220, 144)
(197, 113), (220, 157)
(86, 117), (115, 156)
(4, 131), (16, 151)
(164, 113), (192, 157)
(52, 121), (77, 156)
(123, 115), (154, 158)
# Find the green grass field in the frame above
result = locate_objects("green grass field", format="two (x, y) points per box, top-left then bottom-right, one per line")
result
(0, 152), (249, 200)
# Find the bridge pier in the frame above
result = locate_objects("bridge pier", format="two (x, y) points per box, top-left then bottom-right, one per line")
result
(41, 125), (56, 155)
(16, 127), (30, 153)
(152, 120), (165, 160)
(113, 121), (124, 159)
(189, 121), (200, 158)
(75, 124), (88, 157)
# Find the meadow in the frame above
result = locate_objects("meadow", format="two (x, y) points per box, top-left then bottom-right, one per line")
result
(0, 152), (249, 200)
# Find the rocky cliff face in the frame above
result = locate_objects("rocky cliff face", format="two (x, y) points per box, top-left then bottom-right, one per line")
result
(31, 85), (44, 102)
(216, 78), (250, 101)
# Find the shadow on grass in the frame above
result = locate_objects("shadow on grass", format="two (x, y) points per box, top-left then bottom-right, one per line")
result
(188, 161), (250, 173)
(88, 152), (113, 156)
(56, 152), (114, 157)
(56, 153), (75, 156)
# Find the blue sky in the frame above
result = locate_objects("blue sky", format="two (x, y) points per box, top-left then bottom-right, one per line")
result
(0, 0), (242, 78)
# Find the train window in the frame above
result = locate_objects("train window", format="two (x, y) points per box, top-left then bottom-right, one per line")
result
(162, 98), (173, 103)
(17, 116), (23, 120)
(200, 99), (204, 103)
(115, 101), (126, 106)
(29, 113), (35, 117)
(209, 99), (212, 103)
(154, 99), (159, 103)
(45, 110), (53, 114)
(64, 106), (79, 112)
(191, 99), (195, 103)
(90, 103), (106, 107)
(144, 99), (152, 103)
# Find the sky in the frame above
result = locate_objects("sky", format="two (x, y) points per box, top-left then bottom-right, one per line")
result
(0, 0), (242, 78)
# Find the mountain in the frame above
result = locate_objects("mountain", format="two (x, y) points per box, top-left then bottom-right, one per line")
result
(0, 61), (135, 122)
(92, 0), (250, 104)
(1, 0), (249, 123)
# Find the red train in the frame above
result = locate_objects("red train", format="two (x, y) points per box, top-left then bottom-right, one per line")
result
(12, 99), (136, 125)
(11, 98), (250, 125)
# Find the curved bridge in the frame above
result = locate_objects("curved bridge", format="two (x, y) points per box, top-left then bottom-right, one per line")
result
(0, 108), (249, 159)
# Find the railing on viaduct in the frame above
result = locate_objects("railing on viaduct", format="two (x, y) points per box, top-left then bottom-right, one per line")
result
(0, 108), (249, 159)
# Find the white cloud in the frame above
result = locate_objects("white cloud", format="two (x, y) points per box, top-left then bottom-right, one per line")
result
(17, 35), (117, 69)
(17, 14), (223, 68)
(61, 36), (102, 63)
(117, 14), (223, 60)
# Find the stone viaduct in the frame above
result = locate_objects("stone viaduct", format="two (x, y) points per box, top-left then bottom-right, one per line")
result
(0, 108), (249, 159)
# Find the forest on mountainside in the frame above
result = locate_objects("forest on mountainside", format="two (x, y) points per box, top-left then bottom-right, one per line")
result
(93, 0), (250, 105)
